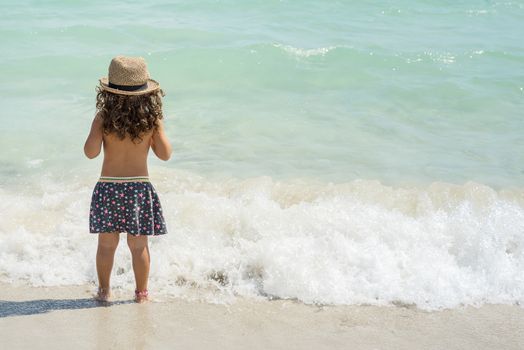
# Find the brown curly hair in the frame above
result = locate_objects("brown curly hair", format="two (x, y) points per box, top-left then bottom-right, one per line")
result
(95, 86), (165, 144)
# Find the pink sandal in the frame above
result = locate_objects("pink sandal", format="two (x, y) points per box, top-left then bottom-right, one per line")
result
(134, 289), (149, 303)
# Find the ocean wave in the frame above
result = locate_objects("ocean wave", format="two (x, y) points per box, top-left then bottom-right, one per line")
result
(272, 43), (338, 58)
(0, 169), (523, 310)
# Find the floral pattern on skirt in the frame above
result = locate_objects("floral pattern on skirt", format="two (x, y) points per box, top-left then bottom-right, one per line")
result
(89, 181), (167, 236)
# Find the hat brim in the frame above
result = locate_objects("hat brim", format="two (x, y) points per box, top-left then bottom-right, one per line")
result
(99, 77), (160, 96)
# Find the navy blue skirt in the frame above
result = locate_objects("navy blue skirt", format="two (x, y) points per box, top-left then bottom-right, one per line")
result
(89, 177), (167, 236)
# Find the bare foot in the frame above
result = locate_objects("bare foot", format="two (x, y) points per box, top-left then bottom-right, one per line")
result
(94, 287), (111, 302)
(134, 289), (149, 303)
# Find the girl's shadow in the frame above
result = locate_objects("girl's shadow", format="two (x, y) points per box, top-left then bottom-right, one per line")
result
(0, 298), (134, 318)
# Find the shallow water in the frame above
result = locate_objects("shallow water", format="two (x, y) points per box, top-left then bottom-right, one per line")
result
(0, 0), (523, 310)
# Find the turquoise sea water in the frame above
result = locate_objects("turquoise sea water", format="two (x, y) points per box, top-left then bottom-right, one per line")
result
(0, 1), (523, 309)
(1, 0), (523, 186)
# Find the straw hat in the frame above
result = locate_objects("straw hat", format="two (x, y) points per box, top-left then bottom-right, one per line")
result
(99, 55), (160, 96)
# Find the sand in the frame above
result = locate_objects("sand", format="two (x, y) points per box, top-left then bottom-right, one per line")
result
(0, 282), (522, 350)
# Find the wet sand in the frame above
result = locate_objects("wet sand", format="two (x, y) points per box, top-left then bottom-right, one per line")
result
(0, 283), (523, 350)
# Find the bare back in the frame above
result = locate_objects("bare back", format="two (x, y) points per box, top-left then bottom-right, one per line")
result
(84, 115), (173, 172)
(100, 131), (154, 177)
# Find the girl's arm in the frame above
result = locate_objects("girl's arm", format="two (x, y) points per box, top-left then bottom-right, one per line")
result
(84, 113), (103, 159)
(151, 119), (172, 161)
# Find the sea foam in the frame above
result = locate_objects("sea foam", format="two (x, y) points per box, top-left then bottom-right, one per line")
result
(272, 43), (338, 58)
(0, 169), (523, 310)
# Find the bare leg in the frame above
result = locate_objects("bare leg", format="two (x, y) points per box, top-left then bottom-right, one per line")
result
(96, 232), (120, 299)
(127, 233), (150, 299)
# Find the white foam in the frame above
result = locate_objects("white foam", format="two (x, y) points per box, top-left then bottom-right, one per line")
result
(273, 43), (337, 58)
(0, 170), (523, 310)
(26, 159), (44, 168)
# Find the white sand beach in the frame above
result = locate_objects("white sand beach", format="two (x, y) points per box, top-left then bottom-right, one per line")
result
(1, 282), (522, 350)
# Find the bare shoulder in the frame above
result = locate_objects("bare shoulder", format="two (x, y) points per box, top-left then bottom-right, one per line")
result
(93, 111), (104, 123)
(155, 118), (166, 130)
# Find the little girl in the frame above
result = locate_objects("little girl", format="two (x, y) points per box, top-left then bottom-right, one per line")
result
(83, 55), (172, 303)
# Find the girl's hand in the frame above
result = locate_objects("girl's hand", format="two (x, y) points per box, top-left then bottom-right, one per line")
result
(84, 113), (103, 159)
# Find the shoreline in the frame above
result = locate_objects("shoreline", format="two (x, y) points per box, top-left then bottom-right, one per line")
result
(0, 283), (523, 349)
